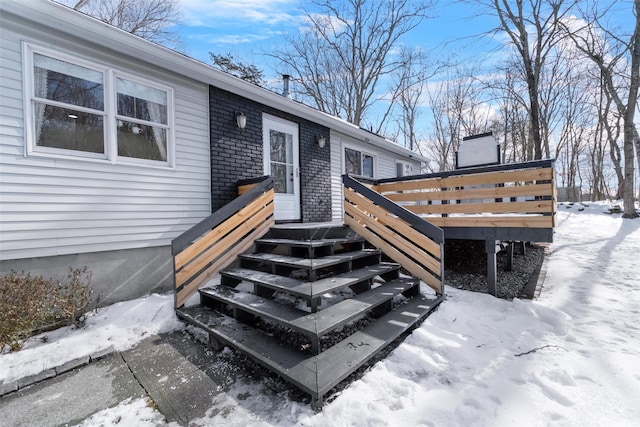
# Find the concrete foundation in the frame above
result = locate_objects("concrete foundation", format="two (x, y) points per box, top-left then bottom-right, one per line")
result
(0, 246), (173, 307)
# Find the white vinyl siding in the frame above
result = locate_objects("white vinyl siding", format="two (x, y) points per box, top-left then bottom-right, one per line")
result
(330, 131), (420, 222)
(0, 26), (210, 261)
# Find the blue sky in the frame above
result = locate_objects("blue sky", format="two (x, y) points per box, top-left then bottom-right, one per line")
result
(174, 1), (634, 73)
(171, 0), (636, 147)
(174, 0), (501, 76)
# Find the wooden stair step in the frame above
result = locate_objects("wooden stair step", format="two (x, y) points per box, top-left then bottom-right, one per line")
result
(267, 224), (356, 240)
(220, 268), (307, 297)
(255, 236), (364, 248)
(199, 285), (310, 334)
(315, 294), (443, 397)
(220, 263), (399, 299)
(305, 262), (398, 297)
(175, 305), (317, 396)
(293, 277), (419, 337)
(177, 293), (443, 406)
(239, 249), (380, 270)
(199, 277), (417, 339)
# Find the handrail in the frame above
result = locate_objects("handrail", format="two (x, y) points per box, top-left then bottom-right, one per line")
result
(172, 176), (275, 307)
(343, 174), (444, 295)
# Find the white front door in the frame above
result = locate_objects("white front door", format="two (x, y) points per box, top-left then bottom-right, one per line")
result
(263, 114), (300, 221)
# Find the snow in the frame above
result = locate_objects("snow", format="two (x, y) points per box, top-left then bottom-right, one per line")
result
(2, 201), (639, 426)
(76, 397), (179, 427)
(0, 293), (183, 384)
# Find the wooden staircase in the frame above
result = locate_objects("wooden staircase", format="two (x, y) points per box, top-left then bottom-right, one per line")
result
(176, 223), (442, 407)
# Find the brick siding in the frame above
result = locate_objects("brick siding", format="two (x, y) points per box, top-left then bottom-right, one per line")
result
(209, 86), (332, 222)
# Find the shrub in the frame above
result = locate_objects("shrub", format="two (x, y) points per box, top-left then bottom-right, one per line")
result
(0, 267), (94, 352)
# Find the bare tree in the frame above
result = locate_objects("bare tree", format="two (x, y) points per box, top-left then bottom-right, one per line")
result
(422, 65), (493, 171)
(479, 0), (576, 160)
(394, 48), (434, 151)
(489, 63), (533, 163)
(561, 0), (639, 218)
(271, 0), (432, 131)
(57, 0), (183, 49)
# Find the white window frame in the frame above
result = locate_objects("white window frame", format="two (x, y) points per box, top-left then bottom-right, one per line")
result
(343, 144), (377, 178)
(23, 43), (175, 168)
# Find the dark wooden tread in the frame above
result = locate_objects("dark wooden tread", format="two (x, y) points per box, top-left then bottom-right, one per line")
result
(255, 236), (364, 248)
(220, 263), (399, 299)
(314, 294), (442, 396)
(294, 277), (419, 337)
(267, 223), (356, 240)
(221, 268), (306, 296)
(239, 249), (380, 270)
(175, 305), (317, 395)
(176, 293), (443, 406)
(199, 277), (418, 343)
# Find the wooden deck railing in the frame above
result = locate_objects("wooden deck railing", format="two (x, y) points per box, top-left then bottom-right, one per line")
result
(343, 175), (445, 295)
(374, 159), (556, 229)
(171, 177), (275, 308)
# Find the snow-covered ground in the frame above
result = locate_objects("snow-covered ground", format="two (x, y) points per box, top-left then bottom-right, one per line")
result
(2, 201), (639, 426)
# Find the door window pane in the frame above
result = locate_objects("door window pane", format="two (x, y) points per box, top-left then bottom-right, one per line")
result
(270, 131), (292, 163)
(271, 163), (293, 194)
(270, 130), (293, 194)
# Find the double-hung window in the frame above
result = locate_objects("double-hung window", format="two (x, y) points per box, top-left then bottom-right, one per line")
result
(344, 147), (375, 178)
(25, 44), (173, 166)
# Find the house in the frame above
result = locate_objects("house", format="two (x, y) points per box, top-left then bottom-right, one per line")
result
(0, 0), (425, 305)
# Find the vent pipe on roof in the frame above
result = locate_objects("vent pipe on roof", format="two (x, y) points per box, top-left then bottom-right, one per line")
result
(282, 74), (292, 99)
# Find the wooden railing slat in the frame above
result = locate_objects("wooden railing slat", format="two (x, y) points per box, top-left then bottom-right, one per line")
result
(175, 199), (274, 287)
(377, 167), (553, 193)
(344, 214), (442, 292)
(343, 175), (444, 243)
(343, 175), (444, 295)
(405, 200), (554, 216)
(172, 177), (273, 255)
(175, 190), (274, 269)
(344, 202), (441, 274)
(172, 176), (274, 308)
(384, 182), (553, 202)
(175, 215), (275, 307)
(344, 187), (441, 258)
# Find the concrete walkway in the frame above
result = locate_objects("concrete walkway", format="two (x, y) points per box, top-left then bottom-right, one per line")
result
(0, 331), (233, 426)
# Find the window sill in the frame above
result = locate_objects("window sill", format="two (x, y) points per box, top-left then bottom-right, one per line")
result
(26, 150), (176, 171)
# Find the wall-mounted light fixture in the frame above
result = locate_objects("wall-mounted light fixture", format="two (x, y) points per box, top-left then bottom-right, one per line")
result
(236, 112), (247, 130)
(317, 135), (326, 148)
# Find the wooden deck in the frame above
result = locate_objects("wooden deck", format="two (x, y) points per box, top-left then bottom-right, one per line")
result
(371, 159), (556, 242)
(343, 159), (556, 296)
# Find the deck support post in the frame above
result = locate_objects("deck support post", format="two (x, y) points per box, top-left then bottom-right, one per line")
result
(485, 239), (498, 297)
(506, 242), (514, 272)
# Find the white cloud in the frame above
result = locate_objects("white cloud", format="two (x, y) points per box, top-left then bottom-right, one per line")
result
(189, 33), (271, 45)
(179, 0), (301, 27)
